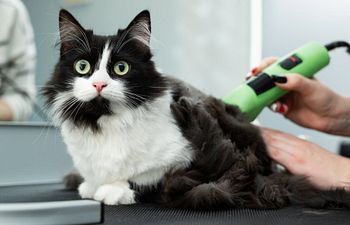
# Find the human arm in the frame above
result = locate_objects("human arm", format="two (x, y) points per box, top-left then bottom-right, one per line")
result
(0, 0), (36, 121)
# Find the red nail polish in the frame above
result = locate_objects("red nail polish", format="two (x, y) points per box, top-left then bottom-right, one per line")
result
(278, 105), (286, 113)
(251, 67), (258, 75)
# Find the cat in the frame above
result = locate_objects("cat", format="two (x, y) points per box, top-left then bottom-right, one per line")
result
(43, 9), (350, 209)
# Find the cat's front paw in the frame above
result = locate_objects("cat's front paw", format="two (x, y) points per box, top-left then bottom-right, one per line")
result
(94, 182), (136, 205)
(78, 182), (96, 199)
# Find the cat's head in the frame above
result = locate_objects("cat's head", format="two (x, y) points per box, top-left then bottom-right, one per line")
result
(43, 9), (167, 131)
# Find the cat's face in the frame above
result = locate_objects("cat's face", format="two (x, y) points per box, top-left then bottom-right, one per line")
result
(43, 10), (166, 130)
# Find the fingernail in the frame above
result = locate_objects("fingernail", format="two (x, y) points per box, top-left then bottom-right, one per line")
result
(270, 103), (278, 112)
(271, 75), (287, 83)
(245, 73), (252, 80)
(271, 75), (287, 84)
(251, 67), (258, 75)
(278, 105), (286, 113)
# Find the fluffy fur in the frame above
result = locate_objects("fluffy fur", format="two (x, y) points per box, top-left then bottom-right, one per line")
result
(43, 9), (350, 209)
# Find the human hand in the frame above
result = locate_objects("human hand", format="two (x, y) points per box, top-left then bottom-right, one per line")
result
(248, 57), (350, 136)
(262, 127), (350, 190)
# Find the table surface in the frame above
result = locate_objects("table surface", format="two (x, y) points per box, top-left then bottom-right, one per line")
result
(0, 183), (349, 225)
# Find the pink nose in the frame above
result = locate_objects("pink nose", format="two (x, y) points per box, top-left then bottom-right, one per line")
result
(93, 82), (107, 93)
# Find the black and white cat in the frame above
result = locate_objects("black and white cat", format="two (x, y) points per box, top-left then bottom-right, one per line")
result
(43, 9), (350, 209)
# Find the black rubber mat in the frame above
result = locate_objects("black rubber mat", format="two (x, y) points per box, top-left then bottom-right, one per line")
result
(102, 204), (350, 225)
(1, 183), (349, 225)
(0, 183), (81, 203)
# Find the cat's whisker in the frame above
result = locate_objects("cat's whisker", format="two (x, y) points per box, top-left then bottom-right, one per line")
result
(55, 90), (100, 120)
(71, 101), (85, 122)
(53, 92), (74, 102)
(148, 86), (168, 89)
(125, 93), (148, 102)
(59, 96), (80, 109)
(106, 91), (146, 106)
(62, 100), (80, 114)
(121, 101), (137, 112)
(127, 84), (168, 91)
(36, 84), (56, 88)
(62, 101), (83, 121)
(123, 90), (149, 99)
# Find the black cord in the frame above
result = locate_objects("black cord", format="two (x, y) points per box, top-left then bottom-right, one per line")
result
(0, 66), (48, 121)
(325, 41), (350, 54)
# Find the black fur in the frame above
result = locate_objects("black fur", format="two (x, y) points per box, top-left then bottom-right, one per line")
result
(160, 97), (350, 209)
(63, 172), (84, 191)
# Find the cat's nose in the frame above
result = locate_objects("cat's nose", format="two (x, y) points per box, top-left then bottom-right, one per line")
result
(92, 82), (107, 93)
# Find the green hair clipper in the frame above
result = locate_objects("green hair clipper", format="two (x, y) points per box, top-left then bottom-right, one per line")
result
(222, 41), (350, 121)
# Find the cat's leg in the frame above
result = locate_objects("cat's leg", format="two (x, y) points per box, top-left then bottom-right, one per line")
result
(94, 181), (136, 205)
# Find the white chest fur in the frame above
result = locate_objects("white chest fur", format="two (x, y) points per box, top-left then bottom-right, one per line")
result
(61, 93), (192, 187)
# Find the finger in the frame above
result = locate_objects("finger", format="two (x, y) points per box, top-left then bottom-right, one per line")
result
(269, 101), (289, 115)
(277, 103), (289, 114)
(269, 102), (282, 112)
(245, 72), (254, 80)
(274, 73), (315, 96)
(269, 102), (279, 112)
(261, 129), (299, 169)
(267, 145), (296, 171)
(254, 56), (279, 75)
(246, 56), (278, 79)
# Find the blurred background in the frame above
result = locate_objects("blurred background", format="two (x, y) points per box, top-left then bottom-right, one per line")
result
(1, 0), (349, 184)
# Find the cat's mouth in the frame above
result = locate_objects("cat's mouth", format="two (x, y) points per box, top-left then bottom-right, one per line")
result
(93, 95), (107, 103)
(85, 96), (111, 113)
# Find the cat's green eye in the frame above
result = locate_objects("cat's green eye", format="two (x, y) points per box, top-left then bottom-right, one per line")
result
(74, 59), (91, 75)
(114, 61), (130, 76)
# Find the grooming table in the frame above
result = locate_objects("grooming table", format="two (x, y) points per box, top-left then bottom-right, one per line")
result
(0, 183), (349, 225)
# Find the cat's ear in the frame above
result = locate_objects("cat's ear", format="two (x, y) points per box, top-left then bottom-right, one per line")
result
(58, 9), (88, 55)
(125, 10), (151, 46)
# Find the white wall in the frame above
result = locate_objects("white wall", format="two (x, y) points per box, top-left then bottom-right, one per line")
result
(174, 0), (251, 97)
(261, 0), (350, 152)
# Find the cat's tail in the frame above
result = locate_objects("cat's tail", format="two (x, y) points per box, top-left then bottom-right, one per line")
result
(281, 174), (350, 208)
(63, 171), (84, 190)
(162, 172), (350, 209)
(256, 173), (350, 208)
